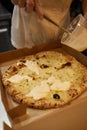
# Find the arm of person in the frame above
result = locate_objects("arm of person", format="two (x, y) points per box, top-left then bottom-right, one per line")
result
(82, 0), (87, 18)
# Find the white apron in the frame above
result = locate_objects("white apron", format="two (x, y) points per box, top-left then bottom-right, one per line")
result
(11, 0), (72, 49)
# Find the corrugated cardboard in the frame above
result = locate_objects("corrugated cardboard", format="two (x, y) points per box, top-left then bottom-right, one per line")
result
(0, 41), (87, 130)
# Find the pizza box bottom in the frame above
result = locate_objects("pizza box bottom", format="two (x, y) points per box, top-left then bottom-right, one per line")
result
(0, 41), (87, 130)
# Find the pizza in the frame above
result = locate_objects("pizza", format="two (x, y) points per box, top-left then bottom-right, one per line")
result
(2, 50), (87, 109)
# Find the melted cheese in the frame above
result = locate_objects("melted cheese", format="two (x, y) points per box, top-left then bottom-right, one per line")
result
(27, 76), (71, 100)
(27, 81), (50, 100)
(50, 81), (70, 91)
(48, 76), (71, 91)
(24, 60), (39, 75)
(7, 74), (32, 83)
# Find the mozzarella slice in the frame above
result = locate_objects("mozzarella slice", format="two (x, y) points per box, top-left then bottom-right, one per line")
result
(27, 80), (50, 100)
(24, 60), (39, 75)
(27, 76), (71, 100)
(7, 74), (32, 83)
(50, 81), (71, 91)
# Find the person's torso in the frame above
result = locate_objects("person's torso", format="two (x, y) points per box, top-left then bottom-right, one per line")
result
(39, 0), (72, 25)
(11, 0), (73, 48)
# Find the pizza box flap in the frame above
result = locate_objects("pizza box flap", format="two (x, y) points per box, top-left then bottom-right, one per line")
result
(0, 41), (87, 66)
(0, 41), (87, 130)
(13, 97), (87, 130)
(0, 40), (61, 64)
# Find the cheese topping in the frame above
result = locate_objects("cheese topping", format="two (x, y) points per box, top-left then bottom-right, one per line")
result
(48, 76), (71, 91)
(50, 81), (71, 91)
(7, 74), (32, 83)
(27, 76), (71, 100)
(27, 81), (50, 100)
(24, 60), (39, 75)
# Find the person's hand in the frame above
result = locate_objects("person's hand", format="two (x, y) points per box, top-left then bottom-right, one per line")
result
(11, 0), (43, 19)
(26, 0), (43, 19)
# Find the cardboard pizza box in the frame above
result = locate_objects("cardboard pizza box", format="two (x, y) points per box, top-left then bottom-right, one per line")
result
(0, 41), (87, 130)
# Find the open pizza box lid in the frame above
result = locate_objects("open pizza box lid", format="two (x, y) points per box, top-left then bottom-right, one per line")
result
(0, 41), (87, 130)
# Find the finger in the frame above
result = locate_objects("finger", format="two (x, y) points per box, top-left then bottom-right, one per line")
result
(11, 0), (18, 5)
(18, 0), (26, 8)
(34, 0), (43, 19)
(25, 0), (34, 13)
